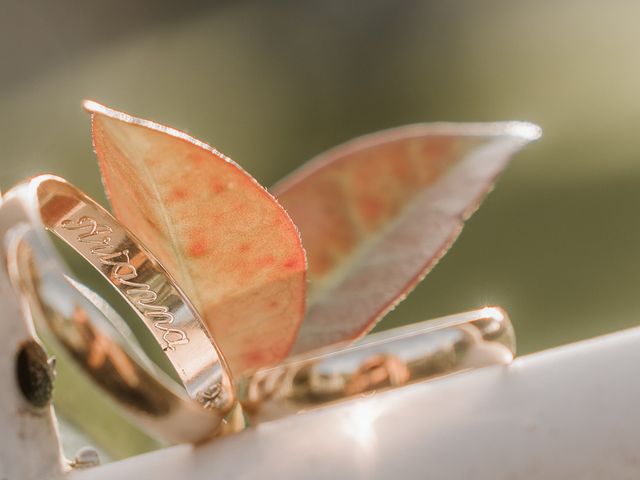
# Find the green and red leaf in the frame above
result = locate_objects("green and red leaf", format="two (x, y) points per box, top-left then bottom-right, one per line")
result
(84, 101), (307, 375)
(273, 123), (540, 355)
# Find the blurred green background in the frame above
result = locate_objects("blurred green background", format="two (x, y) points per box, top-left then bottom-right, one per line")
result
(2, 0), (640, 459)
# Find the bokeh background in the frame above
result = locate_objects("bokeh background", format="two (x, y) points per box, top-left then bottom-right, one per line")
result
(2, 0), (640, 459)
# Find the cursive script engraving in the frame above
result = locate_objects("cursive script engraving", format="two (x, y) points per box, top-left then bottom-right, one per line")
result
(61, 216), (189, 351)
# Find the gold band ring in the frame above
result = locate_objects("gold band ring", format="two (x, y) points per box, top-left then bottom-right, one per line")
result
(1, 174), (236, 443)
(241, 307), (515, 422)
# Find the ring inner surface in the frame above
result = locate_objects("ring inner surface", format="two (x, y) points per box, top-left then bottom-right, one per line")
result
(33, 178), (235, 418)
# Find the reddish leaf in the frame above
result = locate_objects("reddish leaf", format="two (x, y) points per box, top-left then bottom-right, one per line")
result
(273, 123), (540, 355)
(84, 101), (306, 374)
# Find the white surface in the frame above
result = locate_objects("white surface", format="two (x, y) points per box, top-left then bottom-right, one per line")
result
(0, 200), (65, 480)
(70, 326), (640, 480)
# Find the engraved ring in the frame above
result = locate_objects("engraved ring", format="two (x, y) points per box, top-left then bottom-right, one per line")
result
(1, 174), (237, 443)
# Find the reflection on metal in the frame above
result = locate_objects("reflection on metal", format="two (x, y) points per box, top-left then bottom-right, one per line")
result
(12, 236), (239, 444)
(15, 240), (175, 417)
(2, 176), (240, 445)
(241, 307), (515, 422)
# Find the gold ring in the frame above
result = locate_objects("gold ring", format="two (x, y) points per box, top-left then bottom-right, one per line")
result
(241, 307), (515, 422)
(1, 174), (237, 443)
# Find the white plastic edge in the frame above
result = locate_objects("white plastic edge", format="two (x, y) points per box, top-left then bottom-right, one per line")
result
(70, 325), (640, 480)
(0, 203), (65, 480)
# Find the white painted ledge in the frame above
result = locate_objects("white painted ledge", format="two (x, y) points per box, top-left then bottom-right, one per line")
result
(0, 201), (65, 480)
(70, 326), (640, 480)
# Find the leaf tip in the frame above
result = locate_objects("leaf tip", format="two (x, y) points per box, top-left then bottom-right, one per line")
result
(505, 121), (542, 142)
(82, 99), (107, 115)
(82, 100), (132, 127)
